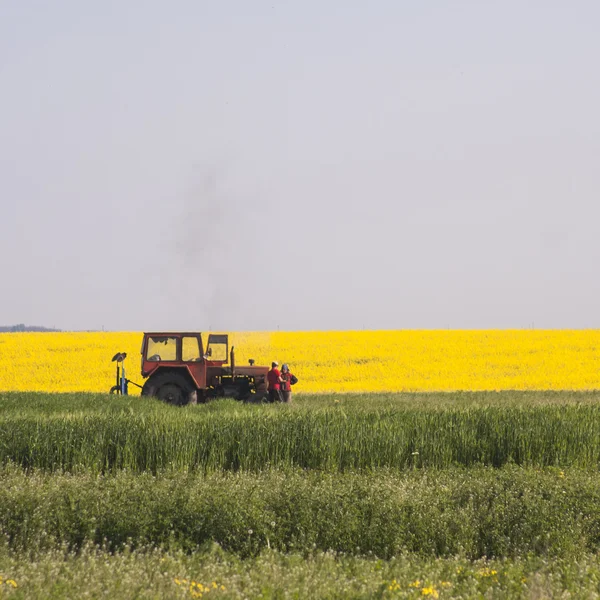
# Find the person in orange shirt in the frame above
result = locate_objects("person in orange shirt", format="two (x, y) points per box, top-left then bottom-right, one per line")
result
(267, 361), (283, 403)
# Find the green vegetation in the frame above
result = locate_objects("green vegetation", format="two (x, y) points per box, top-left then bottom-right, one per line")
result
(4, 544), (600, 599)
(0, 465), (597, 558)
(6, 544), (600, 599)
(2, 391), (600, 472)
(3, 391), (600, 598)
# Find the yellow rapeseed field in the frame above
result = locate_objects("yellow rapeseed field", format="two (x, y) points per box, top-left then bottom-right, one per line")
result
(0, 330), (599, 393)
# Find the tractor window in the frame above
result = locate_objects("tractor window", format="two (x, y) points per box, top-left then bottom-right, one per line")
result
(182, 336), (201, 362)
(146, 336), (177, 361)
(206, 334), (228, 362)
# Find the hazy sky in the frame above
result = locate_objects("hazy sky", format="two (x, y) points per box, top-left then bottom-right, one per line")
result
(1, 1), (599, 331)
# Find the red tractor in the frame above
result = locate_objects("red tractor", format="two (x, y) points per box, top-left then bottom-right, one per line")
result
(113, 332), (269, 405)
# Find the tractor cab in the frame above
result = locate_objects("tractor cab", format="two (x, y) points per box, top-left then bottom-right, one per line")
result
(141, 332), (229, 376)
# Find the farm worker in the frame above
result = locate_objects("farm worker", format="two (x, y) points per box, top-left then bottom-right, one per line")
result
(267, 361), (283, 403)
(280, 363), (297, 403)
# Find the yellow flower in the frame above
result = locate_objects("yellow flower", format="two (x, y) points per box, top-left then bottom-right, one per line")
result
(387, 579), (401, 591)
(409, 580), (422, 588)
(6, 579), (17, 588)
(477, 568), (498, 579)
(421, 586), (439, 598)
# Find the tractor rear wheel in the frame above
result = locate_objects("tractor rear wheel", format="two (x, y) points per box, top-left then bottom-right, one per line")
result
(141, 372), (198, 406)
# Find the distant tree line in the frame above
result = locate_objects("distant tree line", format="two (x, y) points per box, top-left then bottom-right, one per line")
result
(0, 324), (62, 333)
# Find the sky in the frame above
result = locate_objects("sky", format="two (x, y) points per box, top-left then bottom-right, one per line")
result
(1, 1), (599, 331)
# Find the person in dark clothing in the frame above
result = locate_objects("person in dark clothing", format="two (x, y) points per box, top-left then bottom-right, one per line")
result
(280, 363), (296, 403)
(267, 361), (283, 403)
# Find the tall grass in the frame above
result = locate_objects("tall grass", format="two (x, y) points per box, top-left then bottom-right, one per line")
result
(2, 392), (600, 472)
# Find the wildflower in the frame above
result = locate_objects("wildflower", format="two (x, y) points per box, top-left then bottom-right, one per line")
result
(409, 580), (422, 588)
(6, 579), (17, 588)
(477, 568), (498, 580)
(421, 587), (439, 598)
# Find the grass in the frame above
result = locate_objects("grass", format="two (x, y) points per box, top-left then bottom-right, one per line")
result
(1, 464), (599, 559)
(4, 389), (600, 415)
(2, 391), (600, 472)
(4, 390), (600, 598)
(6, 544), (600, 599)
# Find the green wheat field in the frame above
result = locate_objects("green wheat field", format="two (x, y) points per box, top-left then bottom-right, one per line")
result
(4, 391), (600, 598)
